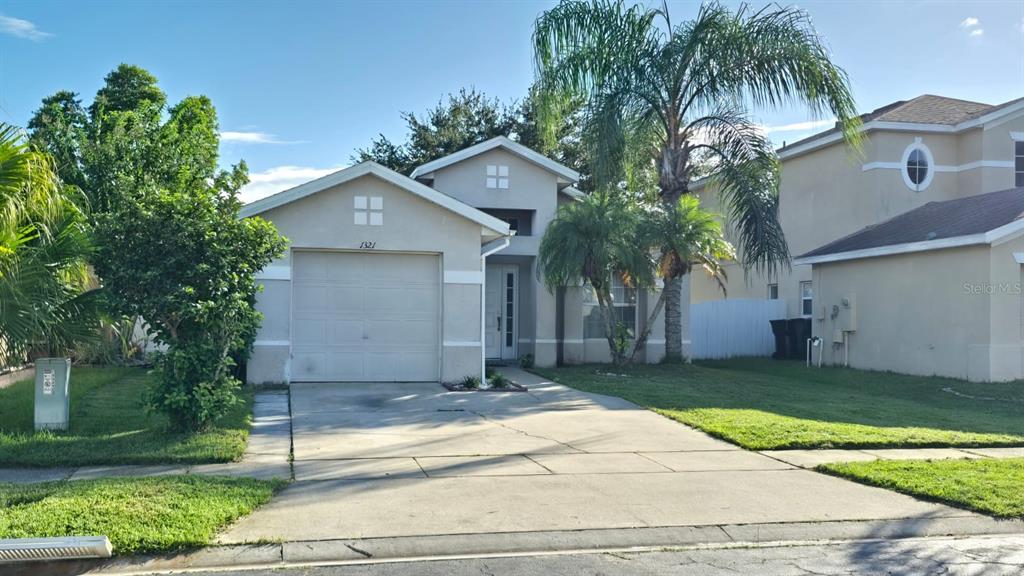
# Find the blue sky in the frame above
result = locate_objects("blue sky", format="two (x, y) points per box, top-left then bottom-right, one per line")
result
(2, 1), (1022, 202)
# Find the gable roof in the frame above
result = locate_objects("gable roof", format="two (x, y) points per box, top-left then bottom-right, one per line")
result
(795, 187), (1024, 265)
(239, 161), (510, 236)
(409, 136), (580, 183)
(777, 94), (1024, 160)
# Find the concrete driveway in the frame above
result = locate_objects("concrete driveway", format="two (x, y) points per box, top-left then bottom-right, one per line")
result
(222, 369), (975, 543)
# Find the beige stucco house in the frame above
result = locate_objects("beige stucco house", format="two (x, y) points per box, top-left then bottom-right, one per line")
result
(694, 94), (1024, 380)
(242, 137), (675, 384)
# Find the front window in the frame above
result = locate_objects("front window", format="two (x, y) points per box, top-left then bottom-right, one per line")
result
(800, 281), (813, 317)
(767, 283), (779, 300)
(1015, 140), (1023, 188)
(583, 275), (637, 339)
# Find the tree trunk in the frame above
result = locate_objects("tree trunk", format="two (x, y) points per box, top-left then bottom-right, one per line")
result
(629, 285), (667, 364)
(663, 276), (683, 361)
(658, 139), (690, 363)
(595, 289), (625, 366)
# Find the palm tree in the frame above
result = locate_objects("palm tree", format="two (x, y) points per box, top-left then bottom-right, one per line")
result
(0, 123), (97, 367)
(631, 196), (733, 362)
(534, 0), (860, 360)
(538, 189), (650, 365)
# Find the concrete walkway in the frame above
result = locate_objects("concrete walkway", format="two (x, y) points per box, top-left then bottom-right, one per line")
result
(0, 390), (292, 484)
(219, 368), (997, 545)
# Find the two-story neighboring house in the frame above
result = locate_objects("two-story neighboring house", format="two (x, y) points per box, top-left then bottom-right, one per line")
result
(692, 94), (1024, 381)
(241, 136), (672, 385)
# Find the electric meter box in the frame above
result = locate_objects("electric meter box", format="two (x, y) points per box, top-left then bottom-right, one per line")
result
(34, 358), (71, 431)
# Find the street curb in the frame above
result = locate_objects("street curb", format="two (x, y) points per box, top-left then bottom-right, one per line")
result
(17, 515), (1024, 575)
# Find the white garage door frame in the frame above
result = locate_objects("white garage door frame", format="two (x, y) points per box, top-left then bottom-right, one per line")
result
(288, 248), (444, 382)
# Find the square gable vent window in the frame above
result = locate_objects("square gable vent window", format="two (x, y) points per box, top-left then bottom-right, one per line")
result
(354, 196), (383, 226)
(486, 165), (509, 189)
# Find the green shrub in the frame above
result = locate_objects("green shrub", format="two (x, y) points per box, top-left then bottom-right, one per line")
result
(461, 375), (481, 389)
(519, 353), (534, 369)
(489, 372), (511, 388)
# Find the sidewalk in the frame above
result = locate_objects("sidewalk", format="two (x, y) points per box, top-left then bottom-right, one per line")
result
(0, 390), (292, 484)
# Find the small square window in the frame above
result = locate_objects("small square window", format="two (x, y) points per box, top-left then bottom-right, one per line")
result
(486, 165), (509, 189)
(767, 284), (779, 300)
(354, 196), (383, 226)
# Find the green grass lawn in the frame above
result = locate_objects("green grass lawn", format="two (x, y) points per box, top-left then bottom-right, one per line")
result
(534, 359), (1024, 450)
(0, 367), (252, 467)
(820, 458), (1024, 518)
(0, 475), (283, 554)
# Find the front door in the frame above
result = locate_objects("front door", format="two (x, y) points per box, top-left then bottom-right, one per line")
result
(485, 265), (518, 361)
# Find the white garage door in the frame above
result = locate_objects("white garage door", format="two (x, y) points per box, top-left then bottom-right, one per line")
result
(291, 251), (440, 382)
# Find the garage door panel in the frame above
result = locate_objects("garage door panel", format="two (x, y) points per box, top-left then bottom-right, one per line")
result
(293, 319), (326, 345)
(366, 287), (438, 314)
(365, 319), (434, 344)
(291, 251), (440, 382)
(328, 319), (364, 342)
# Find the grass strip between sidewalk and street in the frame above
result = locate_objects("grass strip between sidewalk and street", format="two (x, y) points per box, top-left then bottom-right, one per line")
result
(0, 475), (284, 555)
(819, 458), (1024, 518)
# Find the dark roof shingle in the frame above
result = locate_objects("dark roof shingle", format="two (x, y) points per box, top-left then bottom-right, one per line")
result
(798, 187), (1024, 260)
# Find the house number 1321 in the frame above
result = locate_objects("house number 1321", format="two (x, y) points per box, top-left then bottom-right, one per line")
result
(359, 241), (376, 249)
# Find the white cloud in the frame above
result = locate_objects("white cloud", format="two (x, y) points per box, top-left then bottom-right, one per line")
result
(969, 28), (984, 37)
(240, 165), (344, 204)
(960, 17), (980, 28)
(0, 14), (51, 40)
(760, 118), (835, 134)
(220, 130), (304, 145)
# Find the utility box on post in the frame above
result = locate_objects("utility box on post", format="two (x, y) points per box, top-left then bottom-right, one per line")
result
(34, 358), (71, 431)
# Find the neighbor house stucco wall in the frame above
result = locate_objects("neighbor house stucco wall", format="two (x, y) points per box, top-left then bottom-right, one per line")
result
(809, 240), (1024, 382)
(247, 173), (488, 384)
(692, 115), (1024, 321)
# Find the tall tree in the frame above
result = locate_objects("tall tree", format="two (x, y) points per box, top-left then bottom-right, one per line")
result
(355, 89), (516, 175)
(355, 87), (597, 191)
(534, 0), (860, 360)
(28, 65), (286, 429)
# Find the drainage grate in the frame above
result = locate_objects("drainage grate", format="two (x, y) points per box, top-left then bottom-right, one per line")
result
(0, 536), (112, 562)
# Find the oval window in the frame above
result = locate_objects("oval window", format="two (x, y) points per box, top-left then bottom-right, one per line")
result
(906, 149), (928, 185)
(901, 140), (934, 191)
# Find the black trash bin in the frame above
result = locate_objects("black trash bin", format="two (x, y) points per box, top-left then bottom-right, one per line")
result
(788, 318), (812, 361)
(769, 319), (790, 359)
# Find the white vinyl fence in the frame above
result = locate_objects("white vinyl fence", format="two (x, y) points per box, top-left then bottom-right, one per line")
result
(690, 298), (787, 359)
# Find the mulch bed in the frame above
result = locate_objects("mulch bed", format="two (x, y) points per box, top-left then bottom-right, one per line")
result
(442, 382), (529, 392)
